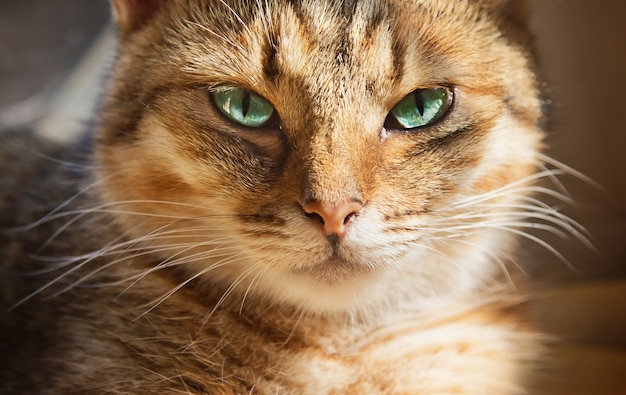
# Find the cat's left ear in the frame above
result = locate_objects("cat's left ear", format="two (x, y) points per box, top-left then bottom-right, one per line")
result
(110, 0), (166, 35)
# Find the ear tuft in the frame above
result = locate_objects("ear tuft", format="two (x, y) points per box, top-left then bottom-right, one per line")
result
(110, 0), (166, 34)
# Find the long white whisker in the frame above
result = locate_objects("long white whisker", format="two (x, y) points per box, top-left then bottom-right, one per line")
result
(118, 244), (241, 294)
(238, 264), (268, 315)
(538, 163), (570, 197)
(209, 262), (261, 318)
(538, 153), (604, 190)
(8, 225), (143, 309)
(10, 175), (112, 233)
(490, 225), (581, 275)
(134, 253), (251, 320)
(437, 200), (597, 254)
(20, 199), (235, 230)
(439, 237), (524, 287)
(451, 169), (568, 208)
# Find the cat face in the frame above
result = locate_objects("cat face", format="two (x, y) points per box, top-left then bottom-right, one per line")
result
(97, 0), (543, 313)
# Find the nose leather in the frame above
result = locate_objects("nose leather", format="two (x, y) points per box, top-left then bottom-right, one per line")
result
(303, 200), (364, 238)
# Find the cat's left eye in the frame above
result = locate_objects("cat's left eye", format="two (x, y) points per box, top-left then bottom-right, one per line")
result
(212, 88), (275, 128)
(385, 87), (453, 130)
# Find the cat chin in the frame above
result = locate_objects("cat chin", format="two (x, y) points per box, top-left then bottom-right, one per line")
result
(223, 244), (497, 317)
(257, 267), (394, 315)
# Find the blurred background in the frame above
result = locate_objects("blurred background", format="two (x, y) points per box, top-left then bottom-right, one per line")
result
(1, 0), (625, 393)
(528, 1), (626, 282)
(0, 0), (110, 133)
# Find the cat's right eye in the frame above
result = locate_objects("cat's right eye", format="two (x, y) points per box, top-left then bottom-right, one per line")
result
(385, 87), (453, 131)
(212, 87), (275, 128)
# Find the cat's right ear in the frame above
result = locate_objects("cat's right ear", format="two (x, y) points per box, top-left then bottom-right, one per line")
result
(110, 0), (166, 35)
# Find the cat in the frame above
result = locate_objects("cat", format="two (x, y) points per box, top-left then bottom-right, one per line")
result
(0, 0), (563, 393)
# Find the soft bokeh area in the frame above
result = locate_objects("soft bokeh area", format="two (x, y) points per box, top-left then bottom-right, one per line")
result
(529, 1), (626, 281)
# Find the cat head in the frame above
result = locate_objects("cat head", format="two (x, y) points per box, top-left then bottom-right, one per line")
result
(97, 0), (543, 314)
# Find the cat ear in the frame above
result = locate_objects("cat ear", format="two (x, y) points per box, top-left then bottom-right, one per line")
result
(110, 0), (166, 34)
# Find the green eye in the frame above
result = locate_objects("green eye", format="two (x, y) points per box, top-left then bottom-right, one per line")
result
(386, 87), (452, 130)
(212, 88), (275, 128)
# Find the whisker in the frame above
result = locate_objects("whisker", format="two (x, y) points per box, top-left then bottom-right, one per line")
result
(238, 264), (269, 315)
(8, 226), (145, 309)
(538, 163), (570, 198)
(118, 244), (241, 294)
(439, 237), (523, 287)
(209, 262), (261, 318)
(491, 225), (581, 275)
(537, 153), (604, 191)
(20, 199), (236, 230)
(34, 204), (237, 251)
(283, 308), (307, 346)
(16, 226), (230, 300)
(452, 184), (572, 210)
(8, 175), (111, 233)
(442, 211), (568, 236)
(451, 169), (568, 208)
(134, 253), (251, 320)
(438, 200), (597, 254)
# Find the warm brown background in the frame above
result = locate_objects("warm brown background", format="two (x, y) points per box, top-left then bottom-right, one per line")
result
(528, 1), (626, 281)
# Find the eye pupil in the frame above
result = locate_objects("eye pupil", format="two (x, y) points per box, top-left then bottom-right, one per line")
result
(241, 92), (251, 118)
(414, 92), (425, 117)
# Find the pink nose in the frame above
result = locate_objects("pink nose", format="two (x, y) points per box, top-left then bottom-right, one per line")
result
(303, 199), (364, 238)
